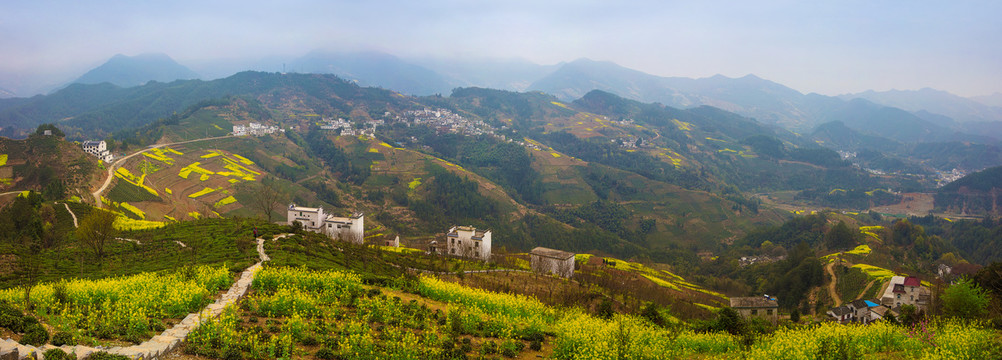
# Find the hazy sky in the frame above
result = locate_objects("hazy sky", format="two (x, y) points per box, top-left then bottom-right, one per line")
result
(2, 0), (1000, 97)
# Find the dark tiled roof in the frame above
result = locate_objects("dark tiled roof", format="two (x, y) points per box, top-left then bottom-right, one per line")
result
(893, 284), (905, 293)
(849, 299), (869, 309)
(829, 306), (852, 316)
(530, 247), (575, 260)
(730, 297), (778, 308)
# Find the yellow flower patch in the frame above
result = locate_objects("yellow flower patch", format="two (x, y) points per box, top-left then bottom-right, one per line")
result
(188, 187), (218, 198)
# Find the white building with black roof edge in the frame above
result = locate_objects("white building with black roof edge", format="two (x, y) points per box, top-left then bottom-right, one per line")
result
(446, 225), (491, 260)
(287, 203), (364, 244)
(82, 140), (114, 162)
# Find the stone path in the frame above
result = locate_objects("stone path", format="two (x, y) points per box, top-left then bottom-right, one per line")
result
(116, 238), (142, 245)
(60, 203), (78, 228)
(0, 235), (280, 360)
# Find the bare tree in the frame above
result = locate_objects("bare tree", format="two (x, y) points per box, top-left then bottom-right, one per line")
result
(76, 209), (118, 258)
(253, 177), (283, 223)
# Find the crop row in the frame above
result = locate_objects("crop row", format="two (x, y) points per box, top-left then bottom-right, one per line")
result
(182, 266), (1002, 359)
(0, 265), (231, 344)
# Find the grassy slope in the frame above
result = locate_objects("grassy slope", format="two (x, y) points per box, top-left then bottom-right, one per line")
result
(0, 135), (99, 205)
(0, 217), (283, 289)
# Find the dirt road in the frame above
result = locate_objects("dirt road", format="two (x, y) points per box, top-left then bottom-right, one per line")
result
(826, 261), (843, 306)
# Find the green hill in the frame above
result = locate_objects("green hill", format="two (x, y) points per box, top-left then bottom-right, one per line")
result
(935, 165), (1002, 215)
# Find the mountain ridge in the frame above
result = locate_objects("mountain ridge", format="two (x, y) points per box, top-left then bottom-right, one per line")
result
(71, 53), (201, 88)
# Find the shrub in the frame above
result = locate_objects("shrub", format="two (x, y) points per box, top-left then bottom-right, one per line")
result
(301, 335), (319, 346)
(223, 348), (242, 360)
(596, 298), (613, 319)
(21, 324), (49, 346)
(43, 349), (72, 360)
(530, 340), (542, 351)
(51, 331), (76, 346)
(315, 348), (336, 360)
(480, 340), (498, 355)
(0, 312), (22, 332)
(640, 303), (666, 327)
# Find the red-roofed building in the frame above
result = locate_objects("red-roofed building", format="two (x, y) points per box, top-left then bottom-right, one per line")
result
(881, 276), (929, 311)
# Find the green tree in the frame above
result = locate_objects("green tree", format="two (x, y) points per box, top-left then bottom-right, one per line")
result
(941, 277), (990, 320)
(75, 209), (118, 259)
(716, 307), (747, 335)
(640, 303), (666, 327)
(34, 124), (65, 137)
(824, 220), (856, 250)
(899, 304), (920, 326)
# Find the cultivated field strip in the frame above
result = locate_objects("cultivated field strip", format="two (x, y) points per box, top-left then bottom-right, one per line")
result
(0, 235), (284, 360)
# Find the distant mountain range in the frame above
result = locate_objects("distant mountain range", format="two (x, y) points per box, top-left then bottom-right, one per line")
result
(840, 88), (1002, 125)
(5, 50), (1002, 146)
(71, 53), (200, 88)
(971, 92), (1002, 108)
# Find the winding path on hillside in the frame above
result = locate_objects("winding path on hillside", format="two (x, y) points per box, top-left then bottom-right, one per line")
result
(58, 202), (78, 228)
(91, 135), (233, 207)
(826, 261), (843, 306)
(856, 279), (877, 301)
(0, 233), (285, 360)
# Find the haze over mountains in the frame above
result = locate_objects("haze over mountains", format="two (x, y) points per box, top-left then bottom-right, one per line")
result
(71, 53), (200, 88)
(6, 50), (1002, 147)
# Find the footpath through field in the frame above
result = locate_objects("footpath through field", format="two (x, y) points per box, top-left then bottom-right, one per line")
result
(825, 261), (843, 306)
(0, 233), (287, 360)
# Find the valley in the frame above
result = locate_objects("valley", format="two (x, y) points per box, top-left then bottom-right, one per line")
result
(0, 71), (1001, 360)
(3, 2), (1002, 358)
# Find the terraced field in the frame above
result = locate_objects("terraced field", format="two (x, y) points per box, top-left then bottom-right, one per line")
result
(105, 145), (265, 221)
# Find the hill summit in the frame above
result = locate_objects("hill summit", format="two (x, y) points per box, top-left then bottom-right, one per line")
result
(72, 53), (200, 88)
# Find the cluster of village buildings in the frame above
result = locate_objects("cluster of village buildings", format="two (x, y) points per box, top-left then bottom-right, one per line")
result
(725, 274), (932, 326)
(399, 108), (497, 137)
(233, 122), (283, 137)
(319, 117), (381, 137)
(286, 203), (576, 278)
(826, 275), (930, 324)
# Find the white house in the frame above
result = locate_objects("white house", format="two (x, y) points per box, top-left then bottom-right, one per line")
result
(881, 276), (929, 311)
(446, 225), (491, 260)
(82, 140), (114, 162)
(530, 247), (575, 278)
(287, 204), (364, 244)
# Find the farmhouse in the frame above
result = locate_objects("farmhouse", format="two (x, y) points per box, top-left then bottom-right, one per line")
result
(880, 276), (930, 310)
(446, 225), (491, 260)
(828, 299), (882, 324)
(383, 235), (400, 247)
(287, 204), (364, 244)
(730, 296), (779, 325)
(82, 140), (114, 162)
(529, 247), (575, 278)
